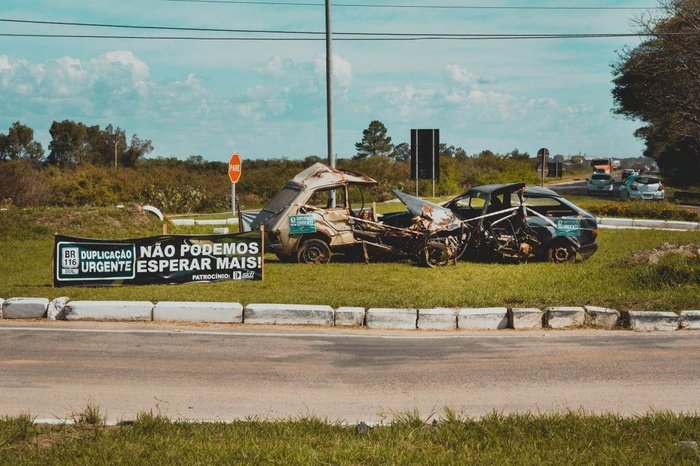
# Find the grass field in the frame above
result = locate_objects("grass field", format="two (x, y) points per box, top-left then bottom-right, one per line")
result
(1, 206), (699, 311)
(2, 411), (699, 465)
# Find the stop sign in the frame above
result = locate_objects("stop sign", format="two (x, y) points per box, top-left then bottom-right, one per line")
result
(228, 152), (242, 183)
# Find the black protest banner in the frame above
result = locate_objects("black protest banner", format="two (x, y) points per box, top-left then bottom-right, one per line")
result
(53, 230), (263, 287)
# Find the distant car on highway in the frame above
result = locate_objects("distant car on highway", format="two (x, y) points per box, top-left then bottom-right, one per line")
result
(619, 175), (665, 200)
(587, 173), (614, 195)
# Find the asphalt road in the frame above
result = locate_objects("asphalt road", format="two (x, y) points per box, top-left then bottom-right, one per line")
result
(1, 322), (699, 423)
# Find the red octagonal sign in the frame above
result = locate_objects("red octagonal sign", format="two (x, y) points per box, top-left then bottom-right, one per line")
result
(228, 152), (242, 183)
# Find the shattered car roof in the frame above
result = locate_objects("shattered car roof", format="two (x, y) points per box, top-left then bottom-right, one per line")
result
(289, 163), (376, 190)
(466, 183), (526, 196)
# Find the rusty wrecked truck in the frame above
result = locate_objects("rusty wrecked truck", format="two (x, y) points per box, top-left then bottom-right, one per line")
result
(250, 163), (468, 266)
(250, 163), (598, 265)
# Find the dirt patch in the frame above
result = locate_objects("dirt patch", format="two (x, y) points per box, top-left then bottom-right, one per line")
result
(630, 242), (700, 264)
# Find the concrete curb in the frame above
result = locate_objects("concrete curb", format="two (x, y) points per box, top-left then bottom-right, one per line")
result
(584, 306), (620, 329)
(680, 311), (700, 330)
(417, 308), (457, 330)
(458, 308), (508, 330)
(509, 308), (543, 329)
(2, 297), (49, 319)
(64, 301), (154, 321)
(366, 308), (417, 330)
(154, 301), (243, 323)
(244, 304), (334, 326)
(625, 311), (680, 332)
(544, 307), (586, 329)
(335, 307), (366, 327)
(1, 297), (698, 333)
(597, 217), (700, 231)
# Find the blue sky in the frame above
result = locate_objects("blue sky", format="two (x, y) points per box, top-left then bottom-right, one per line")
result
(0, 0), (655, 162)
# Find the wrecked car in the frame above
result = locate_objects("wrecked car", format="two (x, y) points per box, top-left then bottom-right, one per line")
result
(443, 183), (599, 263)
(251, 163), (468, 266)
(252, 165), (597, 265)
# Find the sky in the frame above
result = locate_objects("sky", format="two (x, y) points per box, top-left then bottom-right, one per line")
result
(0, 0), (659, 162)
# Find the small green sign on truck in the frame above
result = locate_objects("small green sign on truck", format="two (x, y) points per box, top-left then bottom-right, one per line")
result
(555, 217), (581, 237)
(288, 214), (317, 235)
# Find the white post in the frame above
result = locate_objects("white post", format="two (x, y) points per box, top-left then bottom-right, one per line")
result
(231, 183), (236, 218)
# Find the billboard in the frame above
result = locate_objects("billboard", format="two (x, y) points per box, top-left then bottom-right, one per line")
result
(53, 230), (263, 287)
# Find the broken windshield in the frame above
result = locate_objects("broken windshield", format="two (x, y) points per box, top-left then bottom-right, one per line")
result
(261, 186), (301, 213)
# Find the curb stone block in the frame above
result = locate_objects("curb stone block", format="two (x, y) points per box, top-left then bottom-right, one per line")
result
(47, 297), (70, 320)
(509, 308), (543, 329)
(365, 308), (417, 330)
(680, 311), (700, 330)
(64, 301), (153, 321)
(153, 302), (243, 323)
(626, 311), (679, 332)
(417, 308), (457, 330)
(584, 306), (620, 329)
(458, 308), (508, 330)
(545, 306), (585, 329)
(334, 307), (365, 327)
(0, 298), (4, 318)
(244, 304), (333, 326)
(2, 297), (50, 319)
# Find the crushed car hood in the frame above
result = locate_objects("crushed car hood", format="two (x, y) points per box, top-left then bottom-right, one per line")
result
(392, 189), (462, 231)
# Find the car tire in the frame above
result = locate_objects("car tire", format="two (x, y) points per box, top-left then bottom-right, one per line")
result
(546, 243), (576, 263)
(297, 238), (331, 264)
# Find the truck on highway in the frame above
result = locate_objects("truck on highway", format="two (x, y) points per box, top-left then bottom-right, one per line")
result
(590, 158), (613, 174)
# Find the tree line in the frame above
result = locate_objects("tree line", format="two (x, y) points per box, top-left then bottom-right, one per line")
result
(0, 120), (153, 167)
(612, 0), (700, 178)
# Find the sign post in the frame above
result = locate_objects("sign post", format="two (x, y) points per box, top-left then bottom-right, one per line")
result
(537, 147), (549, 187)
(228, 152), (242, 218)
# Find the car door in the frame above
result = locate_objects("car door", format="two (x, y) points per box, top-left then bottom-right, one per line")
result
(300, 186), (355, 245)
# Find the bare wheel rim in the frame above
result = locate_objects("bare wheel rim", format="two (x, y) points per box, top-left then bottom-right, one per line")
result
(549, 245), (574, 263)
(299, 239), (330, 264)
(424, 243), (450, 267)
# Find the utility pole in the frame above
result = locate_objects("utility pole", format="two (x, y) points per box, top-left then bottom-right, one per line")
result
(325, 0), (334, 169)
(114, 136), (118, 169)
(325, 0), (336, 208)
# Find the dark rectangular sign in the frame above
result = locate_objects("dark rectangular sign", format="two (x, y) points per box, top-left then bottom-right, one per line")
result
(410, 129), (440, 180)
(53, 230), (263, 287)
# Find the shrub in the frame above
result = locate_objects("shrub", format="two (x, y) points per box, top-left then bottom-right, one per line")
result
(583, 201), (700, 222)
(633, 251), (700, 288)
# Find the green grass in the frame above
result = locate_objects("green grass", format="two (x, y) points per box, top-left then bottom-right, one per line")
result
(2, 207), (700, 311)
(2, 411), (700, 465)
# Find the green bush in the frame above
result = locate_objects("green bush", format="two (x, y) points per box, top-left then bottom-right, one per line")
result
(583, 200), (700, 222)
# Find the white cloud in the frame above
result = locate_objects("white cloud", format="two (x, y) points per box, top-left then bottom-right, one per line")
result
(446, 64), (478, 86)
(314, 54), (353, 88)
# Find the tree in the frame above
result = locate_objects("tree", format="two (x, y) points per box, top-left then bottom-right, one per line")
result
(0, 122), (44, 162)
(391, 142), (410, 162)
(506, 148), (530, 160)
(612, 0), (700, 174)
(354, 120), (394, 159)
(47, 120), (152, 167)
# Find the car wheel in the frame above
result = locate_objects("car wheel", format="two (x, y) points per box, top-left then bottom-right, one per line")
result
(297, 238), (331, 264)
(547, 243), (576, 263)
(422, 240), (451, 268)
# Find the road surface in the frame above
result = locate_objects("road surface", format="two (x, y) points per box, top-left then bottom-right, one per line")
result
(1, 322), (699, 423)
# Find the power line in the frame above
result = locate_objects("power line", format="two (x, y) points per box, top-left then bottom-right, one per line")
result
(160, 0), (661, 10)
(0, 17), (323, 36)
(1, 18), (685, 39)
(2, 32), (694, 41)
